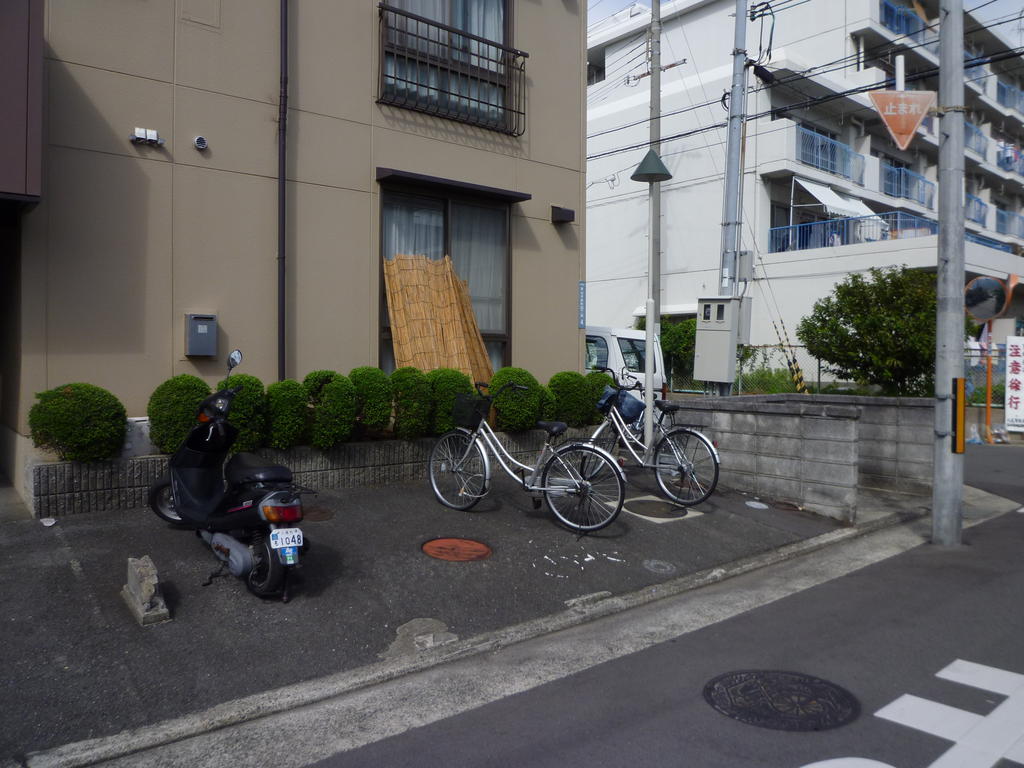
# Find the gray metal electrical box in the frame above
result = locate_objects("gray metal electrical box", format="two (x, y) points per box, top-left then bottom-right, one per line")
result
(693, 297), (750, 383)
(185, 314), (218, 357)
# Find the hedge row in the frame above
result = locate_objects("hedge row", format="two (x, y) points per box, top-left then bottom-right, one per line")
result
(28, 366), (617, 461)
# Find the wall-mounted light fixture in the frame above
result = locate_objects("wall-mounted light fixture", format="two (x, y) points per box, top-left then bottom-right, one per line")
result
(129, 127), (165, 147)
(551, 206), (575, 224)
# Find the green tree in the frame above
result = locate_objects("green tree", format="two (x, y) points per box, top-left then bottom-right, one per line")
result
(660, 317), (697, 384)
(796, 266), (936, 396)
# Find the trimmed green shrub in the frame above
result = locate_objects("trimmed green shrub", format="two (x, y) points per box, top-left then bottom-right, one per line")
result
(390, 367), (431, 439)
(585, 371), (614, 424)
(548, 371), (594, 427)
(29, 383), (127, 462)
(217, 373), (266, 452)
(312, 376), (357, 450)
(302, 370), (342, 406)
(147, 374), (212, 454)
(349, 366), (393, 433)
(490, 367), (541, 432)
(266, 379), (308, 450)
(538, 386), (556, 421)
(425, 367), (473, 435)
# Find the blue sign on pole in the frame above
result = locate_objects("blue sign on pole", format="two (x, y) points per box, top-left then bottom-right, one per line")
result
(578, 282), (586, 329)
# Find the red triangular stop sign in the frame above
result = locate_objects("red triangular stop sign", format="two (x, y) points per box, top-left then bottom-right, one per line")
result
(869, 91), (936, 150)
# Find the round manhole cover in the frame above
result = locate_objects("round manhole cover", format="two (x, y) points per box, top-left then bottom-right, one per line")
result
(703, 670), (860, 731)
(422, 538), (492, 562)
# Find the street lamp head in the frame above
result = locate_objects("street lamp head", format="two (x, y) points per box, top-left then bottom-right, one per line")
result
(630, 149), (672, 183)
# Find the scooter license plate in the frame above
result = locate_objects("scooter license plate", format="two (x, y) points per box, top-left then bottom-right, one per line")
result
(270, 527), (303, 549)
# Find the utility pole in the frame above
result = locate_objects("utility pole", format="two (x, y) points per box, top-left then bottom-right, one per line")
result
(719, 0), (747, 300)
(933, 0), (965, 546)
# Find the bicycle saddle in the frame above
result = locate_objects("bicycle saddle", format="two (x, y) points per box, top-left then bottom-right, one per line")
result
(654, 400), (682, 413)
(536, 421), (568, 437)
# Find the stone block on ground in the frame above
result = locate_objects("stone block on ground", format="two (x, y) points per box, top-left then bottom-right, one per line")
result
(121, 555), (170, 626)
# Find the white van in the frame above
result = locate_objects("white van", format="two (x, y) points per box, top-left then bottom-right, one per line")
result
(584, 326), (666, 399)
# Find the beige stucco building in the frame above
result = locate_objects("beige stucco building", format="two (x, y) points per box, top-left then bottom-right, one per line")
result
(1, 0), (588, 495)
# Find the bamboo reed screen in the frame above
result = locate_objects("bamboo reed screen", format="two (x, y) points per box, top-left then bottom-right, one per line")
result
(383, 254), (493, 384)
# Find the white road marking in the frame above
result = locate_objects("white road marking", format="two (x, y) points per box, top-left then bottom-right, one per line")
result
(874, 660), (1024, 768)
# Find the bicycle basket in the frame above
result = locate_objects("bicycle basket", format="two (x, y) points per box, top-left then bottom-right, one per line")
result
(452, 393), (491, 429)
(596, 385), (617, 414)
(616, 389), (645, 422)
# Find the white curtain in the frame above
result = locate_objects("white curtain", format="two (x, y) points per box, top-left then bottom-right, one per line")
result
(451, 202), (506, 333)
(382, 196), (444, 262)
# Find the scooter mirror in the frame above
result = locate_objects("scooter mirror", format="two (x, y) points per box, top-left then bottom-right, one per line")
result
(227, 349), (243, 373)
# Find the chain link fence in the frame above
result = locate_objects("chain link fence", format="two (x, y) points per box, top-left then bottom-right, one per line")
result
(965, 345), (1007, 405)
(668, 344), (1011, 401)
(667, 345), (826, 395)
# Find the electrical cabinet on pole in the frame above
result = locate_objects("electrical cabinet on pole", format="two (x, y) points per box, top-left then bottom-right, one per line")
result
(933, 0), (966, 546)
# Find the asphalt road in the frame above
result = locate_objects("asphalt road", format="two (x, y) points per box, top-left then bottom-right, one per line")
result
(312, 502), (1024, 768)
(13, 444), (1021, 767)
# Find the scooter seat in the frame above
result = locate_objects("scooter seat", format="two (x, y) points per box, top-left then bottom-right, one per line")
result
(225, 452), (293, 485)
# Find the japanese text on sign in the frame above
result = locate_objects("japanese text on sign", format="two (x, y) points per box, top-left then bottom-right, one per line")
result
(1007, 336), (1024, 432)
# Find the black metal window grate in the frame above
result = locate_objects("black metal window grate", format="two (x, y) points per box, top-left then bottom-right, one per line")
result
(378, 3), (527, 136)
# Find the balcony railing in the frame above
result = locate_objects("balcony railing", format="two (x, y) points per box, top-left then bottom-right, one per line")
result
(966, 194), (989, 226)
(997, 81), (1024, 113)
(880, 0), (925, 42)
(797, 125), (865, 184)
(769, 211), (934, 252)
(966, 232), (1014, 253)
(996, 209), (1024, 238)
(377, 3), (528, 136)
(965, 121), (988, 160)
(769, 211), (1016, 253)
(881, 164), (936, 209)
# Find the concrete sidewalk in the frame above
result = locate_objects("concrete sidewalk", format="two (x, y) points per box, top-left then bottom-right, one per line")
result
(2, 469), (1017, 767)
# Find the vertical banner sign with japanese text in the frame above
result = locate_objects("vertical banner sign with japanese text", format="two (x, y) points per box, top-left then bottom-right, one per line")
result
(868, 91), (937, 151)
(1006, 336), (1024, 432)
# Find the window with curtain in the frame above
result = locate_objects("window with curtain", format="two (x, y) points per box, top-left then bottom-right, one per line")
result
(378, 1), (527, 135)
(381, 191), (509, 372)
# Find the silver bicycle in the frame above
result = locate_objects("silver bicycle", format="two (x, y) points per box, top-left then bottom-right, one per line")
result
(428, 381), (626, 532)
(588, 368), (720, 506)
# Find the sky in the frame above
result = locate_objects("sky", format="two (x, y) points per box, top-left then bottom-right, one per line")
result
(587, 0), (1024, 42)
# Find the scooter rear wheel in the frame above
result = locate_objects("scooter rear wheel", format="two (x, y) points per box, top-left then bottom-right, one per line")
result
(148, 479), (184, 525)
(247, 534), (285, 598)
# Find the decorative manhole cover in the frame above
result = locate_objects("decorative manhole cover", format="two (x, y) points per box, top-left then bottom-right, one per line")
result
(703, 670), (860, 731)
(422, 538), (492, 562)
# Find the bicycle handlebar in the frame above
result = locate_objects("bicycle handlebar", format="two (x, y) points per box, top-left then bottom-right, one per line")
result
(595, 367), (642, 392)
(476, 381), (530, 396)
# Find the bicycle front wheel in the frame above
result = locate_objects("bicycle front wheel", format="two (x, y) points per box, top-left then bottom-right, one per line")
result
(429, 430), (488, 511)
(542, 444), (624, 532)
(653, 428), (719, 505)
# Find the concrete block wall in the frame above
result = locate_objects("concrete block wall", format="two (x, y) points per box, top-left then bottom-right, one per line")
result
(668, 397), (860, 523)
(28, 397), (936, 521)
(29, 429), (566, 518)
(669, 393), (936, 506)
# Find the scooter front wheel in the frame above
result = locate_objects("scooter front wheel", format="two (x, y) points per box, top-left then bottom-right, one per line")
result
(148, 478), (184, 525)
(247, 534), (285, 598)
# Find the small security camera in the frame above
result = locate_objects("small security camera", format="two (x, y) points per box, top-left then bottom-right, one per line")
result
(193, 136), (209, 151)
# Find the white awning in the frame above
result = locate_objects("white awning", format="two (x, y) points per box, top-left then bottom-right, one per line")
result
(795, 178), (866, 218)
(631, 302), (698, 317)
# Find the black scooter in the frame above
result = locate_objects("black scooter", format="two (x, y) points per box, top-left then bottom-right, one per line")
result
(148, 350), (310, 601)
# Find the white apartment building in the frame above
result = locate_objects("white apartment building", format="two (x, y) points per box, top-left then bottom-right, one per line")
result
(586, 0), (1024, 349)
